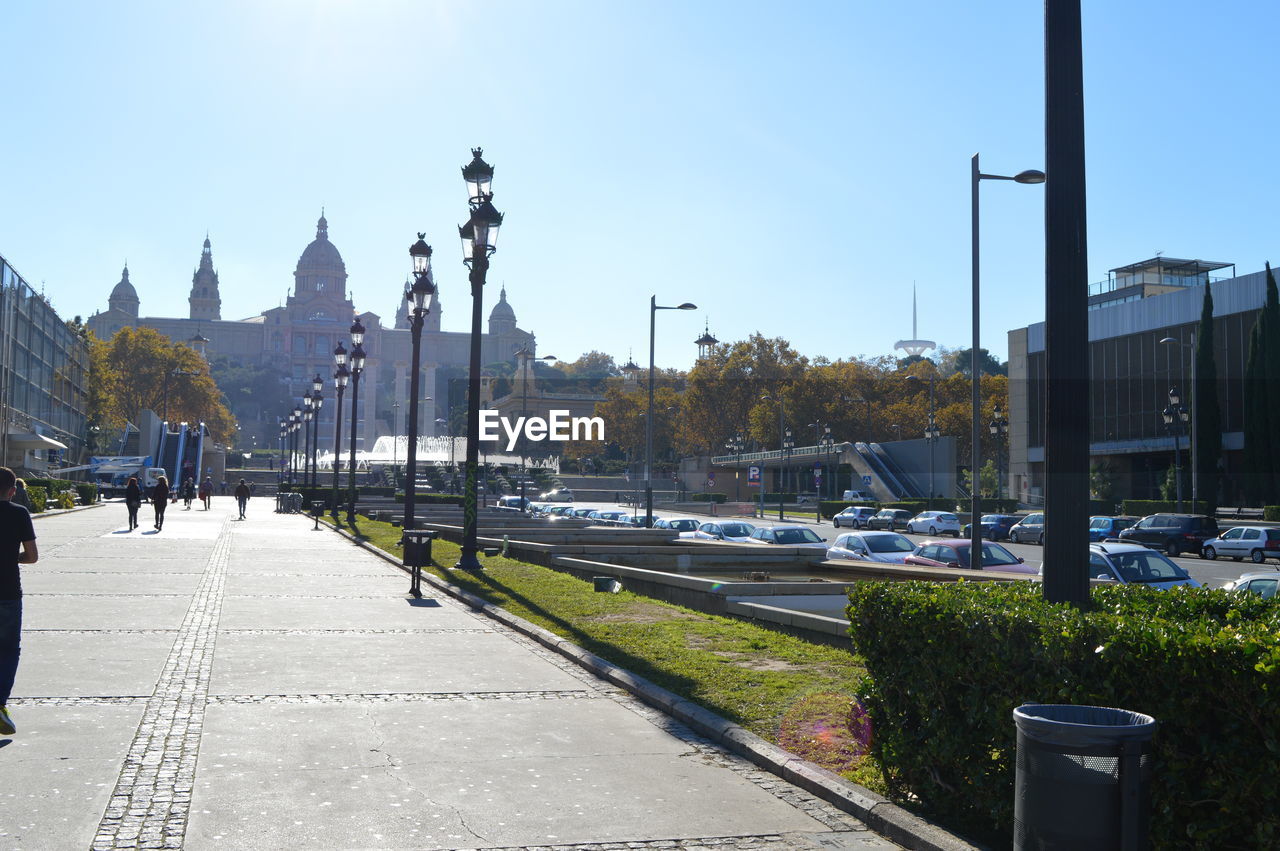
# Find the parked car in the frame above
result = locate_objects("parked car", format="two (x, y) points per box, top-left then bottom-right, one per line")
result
(905, 539), (1034, 573)
(571, 507), (596, 518)
(866, 508), (914, 531)
(745, 525), (830, 550)
(961, 514), (1021, 541)
(832, 506), (877, 529)
(1045, 542), (1200, 589)
(1222, 571), (1280, 597)
(1088, 515), (1137, 542)
(906, 511), (960, 536)
(1117, 514), (1219, 556)
(826, 531), (916, 563)
(539, 488), (575, 502)
(653, 517), (701, 533)
(497, 495), (529, 510)
(1200, 526), (1280, 563)
(1008, 513), (1047, 545)
(680, 521), (757, 542)
(842, 489), (873, 501)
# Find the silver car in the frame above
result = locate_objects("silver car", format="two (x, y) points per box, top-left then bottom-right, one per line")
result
(1222, 572), (1280, 597)
(1200, 526), (1280, 564)
(826, 531), (915, 563)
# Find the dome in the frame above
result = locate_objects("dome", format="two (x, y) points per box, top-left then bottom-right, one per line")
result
(295, 213), (347, 275)
(110, 264), (138, 302)
(488, 287), (516, 322)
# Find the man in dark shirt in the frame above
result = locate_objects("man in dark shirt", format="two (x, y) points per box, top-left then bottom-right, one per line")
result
(0, 466), (38, 736)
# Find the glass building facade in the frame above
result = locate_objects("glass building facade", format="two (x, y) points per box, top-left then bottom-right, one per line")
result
(0, 252), (90, 469)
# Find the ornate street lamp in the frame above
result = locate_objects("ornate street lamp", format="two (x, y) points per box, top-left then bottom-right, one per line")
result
(456, 148), (503, 569)
(1163, 387), (1189, 512)
(346, 318), (367, 524)
(330, 341), (349, 520)
(725, 433), (744, 501)
(302, 393), (314, 493)
(989, 403), (1008, 502)
(403, 234), (437, 533)
(278, 419), (287, 486)
(310, 377), (324, 488)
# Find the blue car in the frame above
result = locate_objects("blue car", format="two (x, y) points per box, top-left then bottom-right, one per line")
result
(1088, 515), (1137, 542)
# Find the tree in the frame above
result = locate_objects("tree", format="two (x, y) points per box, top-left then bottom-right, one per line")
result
(1244, 264), (1280, 503)
(952, 347), (1006, 377)
(209, 360), (293, 443)
(98, 327), (236, 442)
(1090, 461), (1117, 502)
(1194, 282), (1221, 511)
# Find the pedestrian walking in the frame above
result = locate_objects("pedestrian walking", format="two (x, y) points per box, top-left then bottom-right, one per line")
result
(0, 466), (39, 736)
(199, 476), (213, 510)
(181, 477), (196, 510)
(11, 479), (30, 512)
(220, 480), (228, 496)
(152, 475), (170, 530)
(124, 476), (142, 530)
(234, 479), (251, 520)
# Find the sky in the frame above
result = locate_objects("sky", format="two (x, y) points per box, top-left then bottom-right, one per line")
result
(2, 1), (1278, 370)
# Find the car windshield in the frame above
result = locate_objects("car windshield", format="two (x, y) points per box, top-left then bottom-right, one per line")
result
(669, 519), (699, 532)
(1089, 518), (1108, 529)
(981, 515), (1003, 523)
(776, 528), (823, 544)
(865, 534), (914, 553)
(956, 543), (1020, 566)
(720, 523), (753, 537)
(1109, 551), (1190, 583)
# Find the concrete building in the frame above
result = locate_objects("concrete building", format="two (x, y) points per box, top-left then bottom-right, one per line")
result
(89, 214), (536, 451)
(0, 251), (89, 471)
(1008, 256), (1267, 506)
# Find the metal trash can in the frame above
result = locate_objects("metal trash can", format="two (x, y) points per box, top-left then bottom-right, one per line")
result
(1013, 704), (1156, 851)
(402, 529), (437, 568)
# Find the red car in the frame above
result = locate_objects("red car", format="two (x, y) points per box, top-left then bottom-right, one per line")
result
(905, 539), (1035, 573)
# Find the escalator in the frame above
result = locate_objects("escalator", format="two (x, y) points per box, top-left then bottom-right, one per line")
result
(869, 442), (926, 498)
(853, 442), (911, 500)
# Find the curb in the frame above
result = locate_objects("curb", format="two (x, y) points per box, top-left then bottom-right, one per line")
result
(322, 519), (975, 851)
(31, 501), (105, 520)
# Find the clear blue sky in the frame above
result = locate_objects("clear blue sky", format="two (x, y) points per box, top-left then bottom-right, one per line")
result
(2, 1), (1277, 369)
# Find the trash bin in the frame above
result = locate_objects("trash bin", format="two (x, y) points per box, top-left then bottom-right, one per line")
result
(1013, 704), (1156, 851)
(402, 529), (436, 567)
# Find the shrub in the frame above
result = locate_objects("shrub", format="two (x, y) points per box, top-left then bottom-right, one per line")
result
(846, 581), (1280, 847)
(1122, 499), (1212, 516)
(24, 477), (74, 495)
(55, 491), (76, 509)
(393, 493), (465, 506)
(761, 492), (797, 504)
(1266, 505), (1280, 522)
(75, 483), (98, 505)
(689, 492), (727, 503)
(26, 486), (47, 513)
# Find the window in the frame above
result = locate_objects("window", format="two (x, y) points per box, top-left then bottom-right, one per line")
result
(1243, 529), (1261, 540)
(1245, 579), (1277, 599)
(1089, 554), (1115, 580)
(1223, 528), (1242, 540)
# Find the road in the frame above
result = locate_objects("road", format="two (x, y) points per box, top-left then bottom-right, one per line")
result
(572, 501), (1267, 590)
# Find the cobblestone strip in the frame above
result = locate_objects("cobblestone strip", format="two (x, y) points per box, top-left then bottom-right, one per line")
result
(217, 627), (492, 635)
(459, 832), (893, 849)
(8, 695), (151, 706)
(91, 519), (232, 851)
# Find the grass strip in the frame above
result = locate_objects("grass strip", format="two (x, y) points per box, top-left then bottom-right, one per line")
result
(332, 515), (884, 792)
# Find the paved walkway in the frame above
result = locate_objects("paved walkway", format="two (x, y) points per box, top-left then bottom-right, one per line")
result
(1, 498), (898, 850)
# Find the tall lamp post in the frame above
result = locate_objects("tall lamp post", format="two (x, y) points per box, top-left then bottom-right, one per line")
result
(515, 346), (558, 510)
(330, 344), (349, 520)
(309, 378), (324, 488)
(761, 393), (787, 520)
(971, 154), (1045, 564)
(404, 235), (437, 533)
(278, 420), (287, 486)
(645, 296), (697, 527)
(907, 374), (938, 507)
(1162, 387), (1189, 512)
(456, 148), (504, 569)
(818, 424), (834, 502)
(290, 406), (302, 485)
(725, 433), (744, 501)
(346, 318), (367, 524)
(302, 397), (314, 493)
(1160, 336), (1198, 507)
(989, 403), (1008, 502)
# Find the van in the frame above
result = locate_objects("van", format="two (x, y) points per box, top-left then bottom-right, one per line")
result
(842, 489), (872, 501)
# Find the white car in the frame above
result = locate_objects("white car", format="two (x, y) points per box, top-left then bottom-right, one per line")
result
(679, 521), (757, 542)
(826, 531), (915, 563)
(1200, 526), (1280, 563)
(539, 488), (574, 502)
(906, 511), (960, 536)
(744, 525), (830, 550)
(1037, 542), (1200, 590)
(1222, 572), (1280, 597)
(832, 506), (877, 529)
(653, 517), (701, 534)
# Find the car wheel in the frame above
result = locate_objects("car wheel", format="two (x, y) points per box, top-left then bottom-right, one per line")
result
(854, 520), (863, 529)
(1038, 533), (1044, 546)
(1165, 540), (1181, 557)
(1252, 549), (1266, 564)
(1201, 546), (1216, 560)
(833, 518), (841, 528)
(929, 526), (937, 536)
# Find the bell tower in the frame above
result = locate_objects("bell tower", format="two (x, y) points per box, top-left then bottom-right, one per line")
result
(188, 235), (222, 321)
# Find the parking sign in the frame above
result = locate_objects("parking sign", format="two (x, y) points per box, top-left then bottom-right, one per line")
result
(747, 465), (761, 487)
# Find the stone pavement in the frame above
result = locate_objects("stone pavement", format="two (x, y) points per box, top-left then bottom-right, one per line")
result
(0, 497), (901, 850)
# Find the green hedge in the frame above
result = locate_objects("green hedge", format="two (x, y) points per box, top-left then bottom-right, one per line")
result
(393, 493), (465, 506)
(1266, 505), (1280, 522)
(25, 477), (75, 494)
(846, 581), (1280, 847)
(1122, 499), (1212, 516)
(26, 485), (47, 513)
(760, 492), (797, 504)
(689, 492), (728, 503)
(75, 483), (99, 505)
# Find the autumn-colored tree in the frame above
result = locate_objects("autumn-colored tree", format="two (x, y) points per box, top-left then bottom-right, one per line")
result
(98, 327), (236, 442)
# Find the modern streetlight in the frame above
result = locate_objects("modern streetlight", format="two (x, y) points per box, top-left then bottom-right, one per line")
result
(330, 343), (349, 521)
(456, 148), (503, 569)
(971, 153), (1045, 565)
(403, 234), (437, 533)
(1160, 336), (1199, 507)
(346, 318), (367, 524)
(1162, 386), (1190, 512)
(989, 403), (1008, 502)
(645, 296), (697, 527)
(515, 346), (558, 510)
(906, 374), (939, 507)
